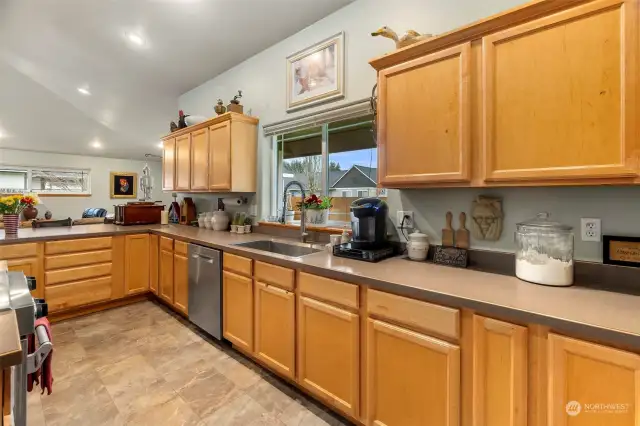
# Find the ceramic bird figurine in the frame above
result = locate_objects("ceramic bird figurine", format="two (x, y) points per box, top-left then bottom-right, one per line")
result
(177, 110), (189, 129)
(371, 26), (433, 49)
(170, 121), (178, 132)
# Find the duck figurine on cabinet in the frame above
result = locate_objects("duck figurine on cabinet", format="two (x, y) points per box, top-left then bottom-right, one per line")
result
(371, 26), (433, 49)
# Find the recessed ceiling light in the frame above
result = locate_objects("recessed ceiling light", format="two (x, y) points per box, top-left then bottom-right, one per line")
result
(91, 140), (102, 149)
(126, 32), (145, 46)
(77, 87), (91, 96)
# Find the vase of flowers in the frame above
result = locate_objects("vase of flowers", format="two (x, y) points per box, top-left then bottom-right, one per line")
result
(298, 194), (332, 226)
(1, 194), (39, 236)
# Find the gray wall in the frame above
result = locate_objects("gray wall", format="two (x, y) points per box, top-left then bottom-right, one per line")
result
(179, 0), (640, 262)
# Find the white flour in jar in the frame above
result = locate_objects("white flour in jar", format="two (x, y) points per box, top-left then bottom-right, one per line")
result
(516, 254), (573, 286)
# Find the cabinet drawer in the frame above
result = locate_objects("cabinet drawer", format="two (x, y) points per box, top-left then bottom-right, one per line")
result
(45, 263), (112, 286)
(45, 237), (112, 255)
(45, 250), (112, 270)
(45, 276), (112, 312)
(299, 272), (358, 310)
(368, 289), (459, 340)
(174, 240), (188, 256)
(0, 243), (38, 260)
(254, 261), (294, 291)
(160, 236), (173, 252)
(223, 253), (252, 277)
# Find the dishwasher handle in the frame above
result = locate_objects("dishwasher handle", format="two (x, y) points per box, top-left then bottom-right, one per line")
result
(191, 253), (215, 264)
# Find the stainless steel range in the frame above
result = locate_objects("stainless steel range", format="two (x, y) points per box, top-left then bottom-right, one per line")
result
(0, 270), (51, 426)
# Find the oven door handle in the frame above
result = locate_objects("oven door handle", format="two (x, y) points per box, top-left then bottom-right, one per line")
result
(27, 324), (53, 374)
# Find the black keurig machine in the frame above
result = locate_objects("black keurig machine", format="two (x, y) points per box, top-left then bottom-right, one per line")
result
(349, 197), (389, 249)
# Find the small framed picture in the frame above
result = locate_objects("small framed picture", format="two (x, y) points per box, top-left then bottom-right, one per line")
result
(286, 32), (345, 112)
(603, 235), (640, 268)
(110, 172), (137, 199)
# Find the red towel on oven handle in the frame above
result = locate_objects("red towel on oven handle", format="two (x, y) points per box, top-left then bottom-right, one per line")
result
(34, 317), (54, 395)
(26, 333), (39, 392)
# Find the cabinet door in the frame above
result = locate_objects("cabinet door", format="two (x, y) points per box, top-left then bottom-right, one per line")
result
(472, 315), (527, 426)
(190, 128), (209, 190)
(367, 319), (460, 426)
(159, 249), (174, 303)
(222, 270), (253, 352)
(162, 138), (176, 191)
(173, 253), (188, 315)
(298, 296), (359, 418)
(254, 281), (295, 378)
(209, 122), (231, 191)
(149, 234), (159, 295)
(124, 234), (150, 295)
(175, 133), (191, 190)
(483, 0), (638, 182)
(377, 43), (470, 186)
(548, 333), (640, 426)
(7, 257), (42, 299)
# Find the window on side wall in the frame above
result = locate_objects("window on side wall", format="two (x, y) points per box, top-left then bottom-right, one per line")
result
(0, 167), (91, 196)
(275, 114), (381, 226)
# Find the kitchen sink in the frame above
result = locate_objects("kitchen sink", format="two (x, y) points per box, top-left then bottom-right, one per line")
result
(234, 240), (323, 257)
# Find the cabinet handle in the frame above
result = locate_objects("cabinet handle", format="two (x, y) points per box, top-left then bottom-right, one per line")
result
(263, 283), (290, 296)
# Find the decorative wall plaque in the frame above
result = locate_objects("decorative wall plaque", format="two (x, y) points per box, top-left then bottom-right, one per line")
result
(603, 235), (640, 267)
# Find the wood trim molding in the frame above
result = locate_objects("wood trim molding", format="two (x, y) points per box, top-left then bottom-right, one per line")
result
(161, 112), (258, 140)
(369, 0), (592, 71)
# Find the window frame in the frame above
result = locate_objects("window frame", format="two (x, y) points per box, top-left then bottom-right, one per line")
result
(0, 165), (92, 196)
(272, 113), (375, 219)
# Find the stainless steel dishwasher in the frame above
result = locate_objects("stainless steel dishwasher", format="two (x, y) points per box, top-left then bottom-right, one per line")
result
(188, 244), (222, 339)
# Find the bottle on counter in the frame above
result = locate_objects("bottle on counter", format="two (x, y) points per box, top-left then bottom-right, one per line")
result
(341, 229), (350, 245)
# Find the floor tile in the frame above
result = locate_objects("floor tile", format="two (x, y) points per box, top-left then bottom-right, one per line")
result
(123, 394), (200, 426)
(198, 393), (267, 426)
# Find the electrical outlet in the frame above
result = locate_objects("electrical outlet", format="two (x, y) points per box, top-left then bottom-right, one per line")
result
(581, 218), (601, 242)
(397, 211), (414, 229)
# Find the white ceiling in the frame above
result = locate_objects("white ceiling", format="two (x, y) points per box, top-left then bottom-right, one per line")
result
(0, 0), (354, 160)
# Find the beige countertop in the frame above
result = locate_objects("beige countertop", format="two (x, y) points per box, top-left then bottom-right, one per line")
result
(2, 224), (640, 350)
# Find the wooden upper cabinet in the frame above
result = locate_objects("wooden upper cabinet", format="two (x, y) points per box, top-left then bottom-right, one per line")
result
(209, 121), (231, 191)
(377, 43), (471, 186)
(472, 315), (527, 426)
(548, 333), (640, 426)
(124, 234), (150, 295)
(162, 138), (175, 191)
(367, 319), (460, 426)
(482, 0), (638, 183)
(190, 128), (209, 190)
(175, 133), (191, 191)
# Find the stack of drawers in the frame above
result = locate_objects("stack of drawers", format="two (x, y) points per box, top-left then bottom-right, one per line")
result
(44, 237), (114, 312)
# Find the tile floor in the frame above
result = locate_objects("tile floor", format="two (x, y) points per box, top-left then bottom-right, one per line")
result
(27, 300), (352, 426)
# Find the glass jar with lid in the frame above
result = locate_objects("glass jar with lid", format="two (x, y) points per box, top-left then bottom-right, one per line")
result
(515, 212), (574, 286)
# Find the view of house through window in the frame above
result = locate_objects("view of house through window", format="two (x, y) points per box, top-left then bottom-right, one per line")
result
(276, 114), (384, 225)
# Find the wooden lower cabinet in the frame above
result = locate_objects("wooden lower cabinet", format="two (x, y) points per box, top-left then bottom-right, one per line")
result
(173, 252), (188, 315)
(7, 257), (42, 299)
(149, 235), (159, 295)
(124, 234), (150, 295)
(298, 295), (359, 418)
(472, 315), (527, 426)
(159, 248), (174, 303)
(548, 333), (640, 426)
(223, 270), (254, 352)
(254, 281), (295, 378)
(367, 319), (460, 426)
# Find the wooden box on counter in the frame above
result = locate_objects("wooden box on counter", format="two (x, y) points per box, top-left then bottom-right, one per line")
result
(114, 202), (164, 226)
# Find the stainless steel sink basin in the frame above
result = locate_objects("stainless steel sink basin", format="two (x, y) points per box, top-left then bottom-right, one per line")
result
(234, 240), (323, 257)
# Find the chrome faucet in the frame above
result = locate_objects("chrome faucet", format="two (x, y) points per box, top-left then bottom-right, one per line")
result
(281, 180), (310, 243)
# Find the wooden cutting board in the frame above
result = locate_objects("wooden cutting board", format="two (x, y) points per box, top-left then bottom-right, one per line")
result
(442, 211), (454, 247)
(455, 212), (470, 249)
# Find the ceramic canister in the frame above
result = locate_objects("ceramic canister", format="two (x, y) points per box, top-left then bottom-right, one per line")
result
(407, 230), (429, 261)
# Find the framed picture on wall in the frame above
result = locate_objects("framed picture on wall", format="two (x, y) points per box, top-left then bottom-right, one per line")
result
(286, 32), (345, 112)
(110, 172), (137, 199)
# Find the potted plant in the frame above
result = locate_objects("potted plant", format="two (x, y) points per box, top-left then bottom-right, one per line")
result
(243, 217), (252, 234)
(0, 194), (39, 236)
(297, 194), (332, 226)
(236, 213), (246, 234)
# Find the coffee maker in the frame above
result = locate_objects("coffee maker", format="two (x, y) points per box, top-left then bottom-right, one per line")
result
(350, 198), (388, 249)
(333, 198), (394, 262)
